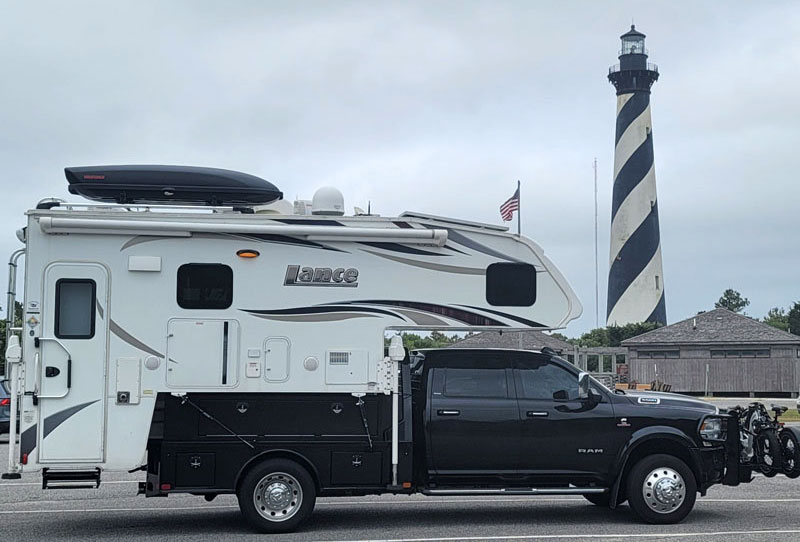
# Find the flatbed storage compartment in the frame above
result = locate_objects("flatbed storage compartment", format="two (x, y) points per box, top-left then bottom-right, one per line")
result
(148, 393), (399, 496)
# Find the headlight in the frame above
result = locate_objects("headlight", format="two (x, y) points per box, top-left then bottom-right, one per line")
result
(700, 416), (724, 441)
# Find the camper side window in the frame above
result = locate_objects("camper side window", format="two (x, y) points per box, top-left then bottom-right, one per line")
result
(177, 264), (233, 309)
(486, 262), (537, 306)
(55, 279), (96, 339)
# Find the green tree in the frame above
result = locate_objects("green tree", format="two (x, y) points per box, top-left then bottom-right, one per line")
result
(788, 302), (800, 336)
(763, 307), (790, 332)
(715, 289), (749, 313)
(574, 321), (662, 347)
(385, 331), (460, 352)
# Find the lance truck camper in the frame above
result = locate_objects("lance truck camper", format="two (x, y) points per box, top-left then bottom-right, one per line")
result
(4, 166), (769, 533)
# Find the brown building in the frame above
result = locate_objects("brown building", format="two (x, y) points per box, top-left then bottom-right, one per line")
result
(623, 308), (800, 397)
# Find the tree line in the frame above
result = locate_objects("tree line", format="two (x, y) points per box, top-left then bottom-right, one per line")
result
(553, 289), (800, 347)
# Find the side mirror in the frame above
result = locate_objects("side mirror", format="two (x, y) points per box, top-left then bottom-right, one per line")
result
(553, 389), (569, 401)
(578, 371), (590, 401)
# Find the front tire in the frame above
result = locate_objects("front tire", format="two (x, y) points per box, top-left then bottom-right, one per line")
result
(626, 454), (697, 524)
(237, 458), (316, 534)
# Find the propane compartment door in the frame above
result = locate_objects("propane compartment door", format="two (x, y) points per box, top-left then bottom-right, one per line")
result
(167, 319), (239, 387)
(264, 337), (290, 382)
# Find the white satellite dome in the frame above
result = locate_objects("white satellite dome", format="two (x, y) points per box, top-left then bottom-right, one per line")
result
(311, 186), (345, 216)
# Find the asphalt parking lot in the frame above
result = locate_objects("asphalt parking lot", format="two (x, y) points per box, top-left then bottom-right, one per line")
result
(2, 441), (800, 541)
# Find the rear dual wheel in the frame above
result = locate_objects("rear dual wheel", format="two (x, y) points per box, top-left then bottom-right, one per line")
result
(237, 459), (316, 533)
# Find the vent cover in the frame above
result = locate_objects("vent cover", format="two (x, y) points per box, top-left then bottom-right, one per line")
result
(329, 351), (350, 365)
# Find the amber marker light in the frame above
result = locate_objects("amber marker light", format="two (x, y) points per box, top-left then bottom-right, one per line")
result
(236, 249), (260, 258)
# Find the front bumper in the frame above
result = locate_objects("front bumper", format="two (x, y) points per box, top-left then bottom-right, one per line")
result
(696, 446), (726, 492)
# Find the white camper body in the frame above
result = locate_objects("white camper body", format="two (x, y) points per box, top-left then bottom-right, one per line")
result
(5, 197), (581, 481)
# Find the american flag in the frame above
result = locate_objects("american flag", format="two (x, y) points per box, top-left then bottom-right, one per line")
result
(499, 187), (520, 221)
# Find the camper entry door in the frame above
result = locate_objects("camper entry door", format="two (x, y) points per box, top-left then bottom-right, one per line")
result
(38, 263), (108, 463)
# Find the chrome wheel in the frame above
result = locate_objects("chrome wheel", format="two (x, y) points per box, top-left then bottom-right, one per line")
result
(253, 472), (303, 522)
(642, 467), (686, 514)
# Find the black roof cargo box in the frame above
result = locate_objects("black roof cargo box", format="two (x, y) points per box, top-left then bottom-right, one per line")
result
(65, 165), (283, 206)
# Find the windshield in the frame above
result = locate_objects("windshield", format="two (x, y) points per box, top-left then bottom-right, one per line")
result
(0, 380), (9, 395)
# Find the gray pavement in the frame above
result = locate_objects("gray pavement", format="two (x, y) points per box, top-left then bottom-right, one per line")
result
(2, 443), (800, 541)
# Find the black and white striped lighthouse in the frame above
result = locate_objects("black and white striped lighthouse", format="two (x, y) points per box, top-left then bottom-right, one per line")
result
(606, 25), (666, 326)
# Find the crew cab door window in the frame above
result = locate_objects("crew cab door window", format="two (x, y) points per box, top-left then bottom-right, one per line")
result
(516, 360), (578, 400)
(444, 368), (508, 398)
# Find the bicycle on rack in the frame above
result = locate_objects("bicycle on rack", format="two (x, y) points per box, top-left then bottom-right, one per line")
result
(729, 402), (800, 478)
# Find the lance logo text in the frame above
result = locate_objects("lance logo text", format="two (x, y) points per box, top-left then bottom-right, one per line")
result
(284, 265), (359, 287)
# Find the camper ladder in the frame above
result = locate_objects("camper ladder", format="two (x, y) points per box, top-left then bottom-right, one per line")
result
(42, 468), (101, 490)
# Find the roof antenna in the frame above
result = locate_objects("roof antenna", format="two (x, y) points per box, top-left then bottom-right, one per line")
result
(368, 200), (371, 215)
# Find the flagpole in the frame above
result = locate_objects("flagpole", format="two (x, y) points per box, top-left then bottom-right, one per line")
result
(516, 179), (521, 236)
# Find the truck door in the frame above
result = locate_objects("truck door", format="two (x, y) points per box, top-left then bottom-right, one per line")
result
(514, 354), (619, 481)
(427, 352), (519, 476)
(37, 263), (108, 463)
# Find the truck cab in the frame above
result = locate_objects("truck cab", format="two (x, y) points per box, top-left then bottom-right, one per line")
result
(412, 348), (732, 523)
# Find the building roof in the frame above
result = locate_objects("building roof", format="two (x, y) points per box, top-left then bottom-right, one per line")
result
(622, 308), (800, 346)
(449, 331), (574, 352)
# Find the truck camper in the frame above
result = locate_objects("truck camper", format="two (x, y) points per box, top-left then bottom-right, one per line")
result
(3, 166), (788, 533)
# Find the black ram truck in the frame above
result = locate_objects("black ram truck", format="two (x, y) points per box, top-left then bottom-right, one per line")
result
(145, 347), (747, 533)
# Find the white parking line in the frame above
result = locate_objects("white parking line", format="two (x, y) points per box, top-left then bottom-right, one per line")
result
(1, 496), (799, 514)
(0, 505), (238, 514)
(322, 531), (800, 542)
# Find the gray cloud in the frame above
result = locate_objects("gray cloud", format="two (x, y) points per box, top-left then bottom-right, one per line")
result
(1, 1), (798, 335)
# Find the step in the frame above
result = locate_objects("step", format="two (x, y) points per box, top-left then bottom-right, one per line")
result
(422, 487), (607, 496)
(42, 467), (101, 490)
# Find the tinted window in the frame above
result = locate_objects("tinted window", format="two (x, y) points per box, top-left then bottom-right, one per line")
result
(517, 361), (578, 400)
(177, 264), (233, 309)
(444, 368), (508, 398)
(55, 279), (96, 339)
(486, 262), (536, 306)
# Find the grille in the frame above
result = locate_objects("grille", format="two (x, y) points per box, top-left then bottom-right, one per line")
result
(329, 351), (350, 365)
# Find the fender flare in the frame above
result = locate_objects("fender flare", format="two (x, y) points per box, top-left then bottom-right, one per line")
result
(608, 426), (700, 509)
(233, 448), (322, 492)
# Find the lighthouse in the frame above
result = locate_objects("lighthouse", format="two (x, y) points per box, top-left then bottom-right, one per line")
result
(606, 25), (666, 326)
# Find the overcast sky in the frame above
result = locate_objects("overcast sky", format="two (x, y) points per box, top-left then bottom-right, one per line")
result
(1, 1), (798, 336)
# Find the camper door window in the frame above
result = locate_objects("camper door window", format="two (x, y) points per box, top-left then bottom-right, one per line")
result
(55, 279), (96, 339)
(177, 264), (233, 309)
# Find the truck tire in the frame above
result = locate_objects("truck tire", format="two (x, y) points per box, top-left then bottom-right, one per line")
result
(626, 454), (696, 524)
(237, 458), (316, 533)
